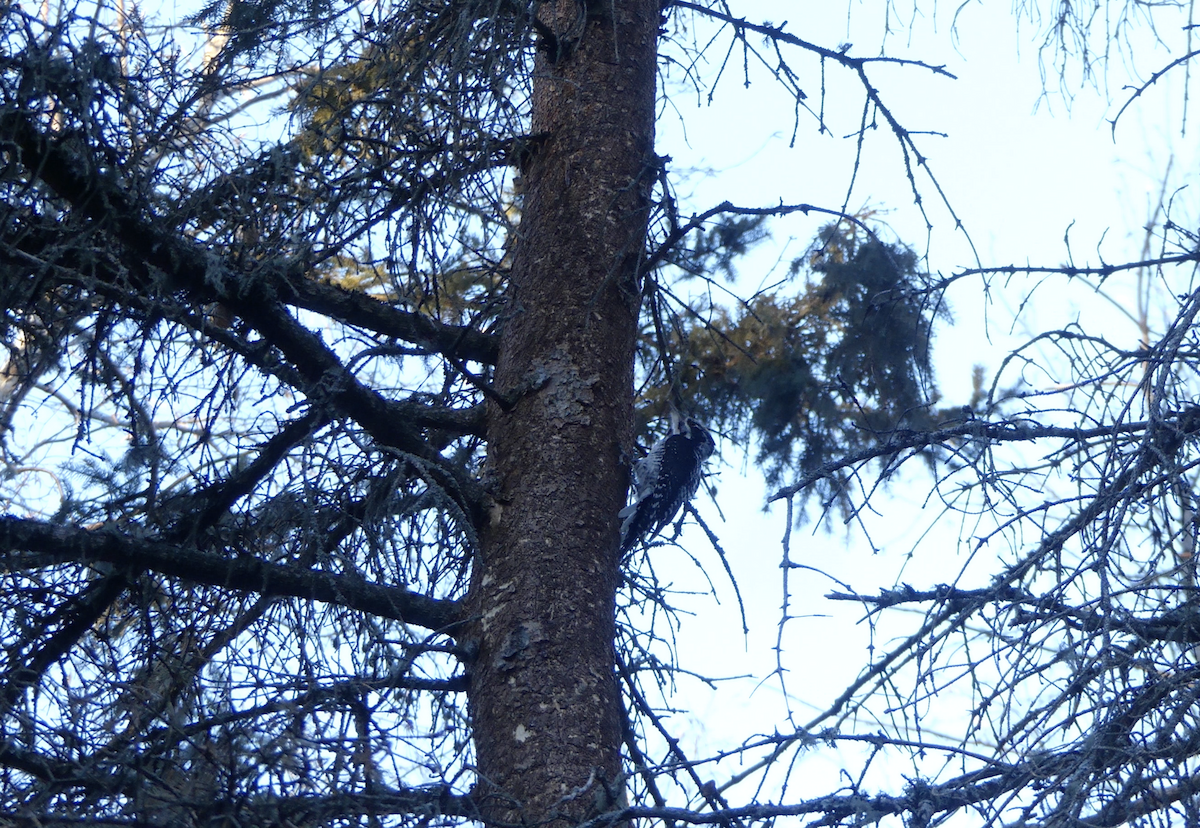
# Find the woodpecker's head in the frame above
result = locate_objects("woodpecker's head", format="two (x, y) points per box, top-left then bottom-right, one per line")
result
(687, 418), (716, 460)
(670, 411), (716, 459)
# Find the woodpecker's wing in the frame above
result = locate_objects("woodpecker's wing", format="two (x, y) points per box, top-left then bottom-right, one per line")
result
(629, 433), (669, 501)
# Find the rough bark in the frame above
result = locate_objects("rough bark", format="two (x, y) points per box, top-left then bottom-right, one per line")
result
(463, 0), (659, 824)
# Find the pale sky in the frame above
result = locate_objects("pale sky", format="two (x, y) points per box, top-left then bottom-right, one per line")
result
(653, 0), (1200, 804)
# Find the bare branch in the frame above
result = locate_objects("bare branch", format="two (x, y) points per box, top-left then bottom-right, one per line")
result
(0, 517), (464, 633)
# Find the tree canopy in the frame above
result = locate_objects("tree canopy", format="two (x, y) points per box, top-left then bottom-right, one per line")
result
(2, 1), (1200, 827)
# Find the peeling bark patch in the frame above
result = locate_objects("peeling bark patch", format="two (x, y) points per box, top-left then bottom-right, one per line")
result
(530, 348), (599, 424)
(496, 620), (548, 670)
(479, 577), (516, 632)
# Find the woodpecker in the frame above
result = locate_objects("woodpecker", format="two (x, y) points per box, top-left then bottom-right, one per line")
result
(619, 412), (715, 552)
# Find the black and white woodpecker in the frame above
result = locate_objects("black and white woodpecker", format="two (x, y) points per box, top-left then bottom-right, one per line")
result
(619, 411), (716, 552)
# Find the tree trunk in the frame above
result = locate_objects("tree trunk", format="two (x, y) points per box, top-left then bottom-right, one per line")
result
(464, 0), (659, 824)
